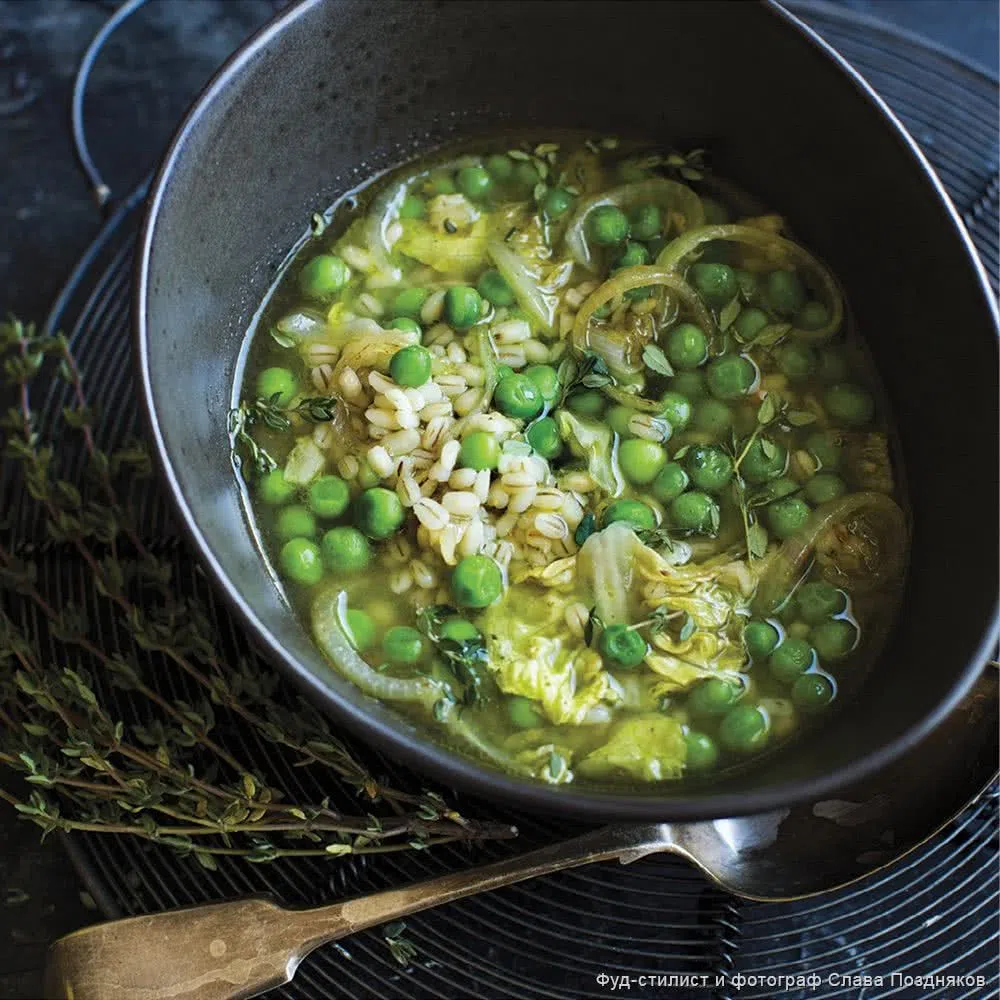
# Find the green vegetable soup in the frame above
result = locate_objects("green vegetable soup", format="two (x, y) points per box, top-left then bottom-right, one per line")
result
(233, 135), (908, 788)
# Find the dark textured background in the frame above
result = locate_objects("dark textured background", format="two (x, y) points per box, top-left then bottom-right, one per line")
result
(0, 1), (996, 995)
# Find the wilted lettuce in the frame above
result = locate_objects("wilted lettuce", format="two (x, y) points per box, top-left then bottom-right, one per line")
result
(578, 522), (750, 696)
(481, 584), (617, 725)
(577, 714), (686, 781)
(395, 217), (489, 278)
(556, 410), (623, 497)
(283, 437), (326, 485)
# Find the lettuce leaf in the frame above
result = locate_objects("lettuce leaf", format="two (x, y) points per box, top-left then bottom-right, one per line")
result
(283, 437), (326, 485)
(576, 713), (686, 781)
(481, 585), (617, 725)
(395, 217), (489, 277)
(333, 327), (420, 376)
(576, 521), (644, 625)
(556, 410), (623, 497)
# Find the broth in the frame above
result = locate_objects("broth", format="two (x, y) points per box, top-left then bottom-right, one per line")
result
(232, 134), (908, 788)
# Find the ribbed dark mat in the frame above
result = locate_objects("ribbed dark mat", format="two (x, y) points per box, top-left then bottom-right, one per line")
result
(5, 5), (998, 998)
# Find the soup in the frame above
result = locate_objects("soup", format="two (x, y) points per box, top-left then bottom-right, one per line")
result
(232, 136), (908, 788)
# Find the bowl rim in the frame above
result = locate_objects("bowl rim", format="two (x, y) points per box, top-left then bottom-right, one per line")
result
(135, 0), (1000, 821)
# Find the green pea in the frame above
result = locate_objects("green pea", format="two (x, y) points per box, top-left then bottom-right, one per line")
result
(629, 203), (661, 241)
(298, 254), (349, 302)
(741, 437), (788, 484)
(613, 241), (650, 270)
(776, 342), (817, 382)
(669, 372), (707, 400)
(543, 188), (574, 219)
(791, 673), (836, 713)
(745, 619), (781, 660)
(608, 405), (635, 438)
(390, 286), (429, 319)
(258, 468), (295, 506)
(688, 677), (740, 717)
(354, 487), (405, 539)
(810, 619), (858, 661)
(321, 525), (372, 574)
(658, 391), (692, 431)
(440, 618), (480, 643)
(477, 268), (515, 307)
(817, 347), (849, 384)
(513, 161), (540, 188)
(701, 197), (730, 225)
(690, 262), (738, 309)
(719, 705), (769, 753)
(387, 316), (422, 336)
(565, 389), (606, 418)
(734, 307), (769, 342)
(668, 491), (720, 534)
(652, 462), (689, 503)
(459, 431), (500, 471)
(426, 171), (456, 195)
(345, 609), (375, 651)
(494, 374), (543, 420)
(255, 366), (299, 406)
(806, 430), (842, 470)
(684, 731), (719, 771)
(765, 269), (807, 316)
(356, 463), (380, 490)
(456, 166), (493, 200)
(451, 555), (503, 608)
(706, 354), (757, 400)
(618, 439), (667, 486)
(508, 696), (544, 729)
(598, 624), (648, 669)
(804, 472), (846, 505)
(382, 625), (425, 665)
(824, 383), (874, 427)
(796, 300), (829, 331)
(588, 205), (630, 245)
(444, 286), (483, 330)
(769, 637), (815, 683)
(389, 345), (432, 387)
(766, 496), (810, 539)
(602, 499), (656, 532)
(485, 153), (513, 182)
(279, 538), (324, 586)
(526, 417), (563, 460)
(276, 504), (317, 540)
(796, 582), (846, 624)
(524, 364), (561, 404)
(665, 323), (709, 370)
(691, 399), (733, 438)
(684, 445), (733, 493)
(399, 194), (426, 219)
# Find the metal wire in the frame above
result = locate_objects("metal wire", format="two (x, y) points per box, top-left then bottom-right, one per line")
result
(71, 0), (150, 208)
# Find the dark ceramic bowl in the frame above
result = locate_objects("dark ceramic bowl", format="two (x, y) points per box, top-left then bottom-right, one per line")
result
(136, 0), (999, 820)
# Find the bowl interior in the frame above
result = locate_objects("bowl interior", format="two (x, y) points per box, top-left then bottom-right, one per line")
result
(138, 0), (999, 820)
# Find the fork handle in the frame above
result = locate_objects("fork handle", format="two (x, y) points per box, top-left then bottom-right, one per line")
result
(44, 823), (672, 1000)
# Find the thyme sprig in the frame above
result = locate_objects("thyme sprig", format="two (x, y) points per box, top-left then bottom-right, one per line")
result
(416, 605), (491, 708)
(728, 390), (796, 561)
(229, 392), (341, 475)
(556, 350), (613, 406)
(0, 318), (514, 865)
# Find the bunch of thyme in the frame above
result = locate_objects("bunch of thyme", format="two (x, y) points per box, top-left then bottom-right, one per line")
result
(0, 318), (514, 868)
